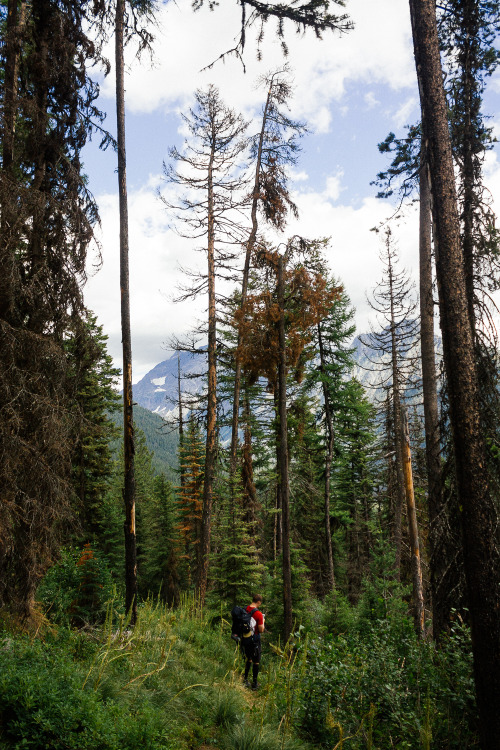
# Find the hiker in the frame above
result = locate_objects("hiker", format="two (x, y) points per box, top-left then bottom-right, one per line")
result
(241, 594), (265, 691)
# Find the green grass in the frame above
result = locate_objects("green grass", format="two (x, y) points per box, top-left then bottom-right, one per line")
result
(0, 596), (479, 750)
(0, 598), (312, 750)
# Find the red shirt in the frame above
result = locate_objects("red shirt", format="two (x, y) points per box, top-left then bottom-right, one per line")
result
(246, 604), (264, 629)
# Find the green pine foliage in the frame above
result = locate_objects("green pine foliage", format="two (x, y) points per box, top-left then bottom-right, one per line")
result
(139, 475), (181, 605)
(209, 472), (265, 607)
(333, 378), (379, 603)
(67, 314), (121, 539)
(108, 404), (178, 481)
(176, 415), (205, 590)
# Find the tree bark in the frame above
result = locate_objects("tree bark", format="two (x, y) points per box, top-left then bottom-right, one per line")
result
(401, 408), (426, 638)
(197, 145), (217, 604)
(115, 0), (137, 625)
(419, 142), (445, 639)
(277, 255), (293, 643)
(0, 0), (26, 322)
(317, 323), (336, 594)
(229, 85), (272, 473)
(409, 1), (500, 742)
(388, 253), (405, 581)
(2, 0), (25, 174)
(178, 354), (185, 488)
(457, 0), (478, 332)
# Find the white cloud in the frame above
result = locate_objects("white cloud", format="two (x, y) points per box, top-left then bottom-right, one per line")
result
(85, 184), (207, 381)
(364, 92), (379, 109)
(323, 172), (345, 201)
(393, 96), (418, 129)
(100, 0), (415, 131)
(287, 185), (419, 334)
(288, 168), (309, 183)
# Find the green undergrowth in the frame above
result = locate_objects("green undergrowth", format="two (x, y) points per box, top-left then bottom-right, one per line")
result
(0, 598), (313, 750)
(0, 597), (478, 749)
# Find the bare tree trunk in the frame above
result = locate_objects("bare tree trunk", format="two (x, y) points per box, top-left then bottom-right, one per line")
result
(115, 0), (137, 625)
(317, 323), (336, 593)
(273, 386), (283, 559)
(178, 354), (185, 488)
(241, 390), (258, 529)
(419, 142), (444, 639)
(388, 257), (405, 580)
(409, 1), (500, 742)
(277, 255), (293, 643)
(401, 408), (425, 638)
(197, 148), (217, 604)
(459, 0), (478, 333)
(229, 86), (272, 473)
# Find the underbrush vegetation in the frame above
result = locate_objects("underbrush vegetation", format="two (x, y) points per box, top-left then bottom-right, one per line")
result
(0, 588), (478, 749)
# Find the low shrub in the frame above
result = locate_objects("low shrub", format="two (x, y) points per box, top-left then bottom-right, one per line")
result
(37, 545), (116, 627)
(0, 635), (168, 750)
(297, 616), (479, 749)
(214, 688), (245, 728)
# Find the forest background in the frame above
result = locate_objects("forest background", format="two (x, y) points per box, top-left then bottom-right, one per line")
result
(1, 0), (500, 749)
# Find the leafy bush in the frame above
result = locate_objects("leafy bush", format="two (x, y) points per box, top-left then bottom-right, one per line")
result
(37, 544), (116, 626)
(297, 617), (479, 748)
(0, 635), (168, 750)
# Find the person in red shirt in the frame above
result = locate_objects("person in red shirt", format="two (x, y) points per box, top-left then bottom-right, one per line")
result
(241, 594), (265, 690)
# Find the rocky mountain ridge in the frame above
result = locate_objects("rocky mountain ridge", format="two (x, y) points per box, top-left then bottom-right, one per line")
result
(131, 331), (442, 418)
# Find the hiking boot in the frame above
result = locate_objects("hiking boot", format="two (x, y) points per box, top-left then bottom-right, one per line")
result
(251, 682), (259, 691)
(243, 676), (251, 688)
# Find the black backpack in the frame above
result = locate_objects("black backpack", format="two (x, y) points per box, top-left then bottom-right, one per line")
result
(231, 606), (258, 642)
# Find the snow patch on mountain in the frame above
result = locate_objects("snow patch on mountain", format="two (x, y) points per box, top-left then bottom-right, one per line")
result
(133, 349), (205, 418)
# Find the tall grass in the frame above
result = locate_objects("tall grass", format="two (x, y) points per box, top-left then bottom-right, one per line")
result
(1, 593), (478, 750)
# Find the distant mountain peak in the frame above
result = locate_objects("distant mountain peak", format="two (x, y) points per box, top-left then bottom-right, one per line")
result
(133, 349), (205, 418)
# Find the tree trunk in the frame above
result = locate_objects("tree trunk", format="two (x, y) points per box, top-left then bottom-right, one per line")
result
(409, 1), (500, 742)
(115, 0), (137, 625)
(0, 0), (26, 322)
(241, 390), (258, 529)
(229, 86), (272, 473)
(178, 354), (185, 488)
(458, 0), (478, 332)
(273, 386), (283, 559)
(197, 147), (217, 604)
(3, 0), (25, 174)
(388, 255), (405, 580)
(277, 256), (293, 643)
(419, 142), (445, 639)
(401, 408), (426, 638)
(317, 323), (336, 594)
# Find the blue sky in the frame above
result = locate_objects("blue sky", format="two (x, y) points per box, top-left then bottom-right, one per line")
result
(82, 0), (500, 381)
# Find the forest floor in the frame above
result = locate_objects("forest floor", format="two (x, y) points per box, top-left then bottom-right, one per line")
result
(0, 599), (316, 750)
(0, 596), (480, 749)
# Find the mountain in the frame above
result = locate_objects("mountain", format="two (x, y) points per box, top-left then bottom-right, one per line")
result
(130, 331), (443, 420)
(351, 330), (443, 401)
(132, 349), (206, 419)
(109, 404), (179, 481)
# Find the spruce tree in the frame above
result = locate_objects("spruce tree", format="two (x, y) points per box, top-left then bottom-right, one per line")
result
(0, 0), (106, 617)
(67, 314), (121, 539)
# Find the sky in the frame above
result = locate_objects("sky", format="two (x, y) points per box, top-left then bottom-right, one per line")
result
(82, 0), (500, 383)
